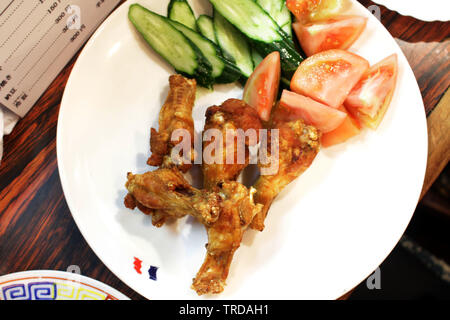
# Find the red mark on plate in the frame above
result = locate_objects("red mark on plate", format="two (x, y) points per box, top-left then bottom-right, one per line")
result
(133, 257), (143, 274)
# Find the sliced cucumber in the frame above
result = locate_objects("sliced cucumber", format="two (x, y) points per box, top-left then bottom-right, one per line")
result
(128, 4), (213, 87)
(255, 0), (292, 38)
(280, 76), (291, 91)
(167, 0), (197, 31)
(197, 15), (217, 43)
(251, 48), (264, 69)
(210, 0), (281, 42)
(168, 19), (241, 84)
(213, 11), (254, 78)
(209, 0), (303, 77)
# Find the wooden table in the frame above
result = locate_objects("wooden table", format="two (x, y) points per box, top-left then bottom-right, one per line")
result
(0, 0), (448, 300)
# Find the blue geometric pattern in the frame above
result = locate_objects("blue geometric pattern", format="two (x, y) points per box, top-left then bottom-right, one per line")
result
(2, 282), (56, 300)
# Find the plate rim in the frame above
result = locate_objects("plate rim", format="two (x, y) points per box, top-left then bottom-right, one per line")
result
(56, 0), (428, 300)
(371, 0), (450, 22)
(57, 0), (140, 299)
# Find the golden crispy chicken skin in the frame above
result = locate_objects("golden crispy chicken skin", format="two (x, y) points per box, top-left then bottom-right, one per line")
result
(124, 168), (262, 296)
(142, 75), (197, 226)
(125, 168), (220, 226)
(192, 181), (262, 295)
(190, 99), (263, 295)
(147, 74), (196, 173)
(124, 192), (170, 228)
(123, 75), (322, 295)
(249, 106), (321, 231)
(202, 99), (262, 189)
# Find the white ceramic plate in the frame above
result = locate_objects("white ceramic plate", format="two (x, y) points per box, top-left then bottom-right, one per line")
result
(371, 0), (450, 22)
(57, 0), (427, 299)
(0, 270), (129, 300)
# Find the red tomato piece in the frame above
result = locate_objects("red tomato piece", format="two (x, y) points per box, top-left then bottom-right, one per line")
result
(279, 90), (347, 133)
(286, 0), (345, 24)
(243, 51), (281, 121)
(291, 49), (369, 109)
(321, 105), (361, 147)
(293, 16), (367, 56)
(345, 54), (398, 129)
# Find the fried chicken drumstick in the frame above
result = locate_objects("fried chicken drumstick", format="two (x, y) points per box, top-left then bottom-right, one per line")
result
(192, 182), (262, 295)
(249, 106), (321, 231)
(124, 168), (220, 226)
(190, 99), (263, 295)
(124, 168), (263, 296)
(202, 99), (262, 189)
(147, 74), (196, 173)
(137, 74), (196, 227)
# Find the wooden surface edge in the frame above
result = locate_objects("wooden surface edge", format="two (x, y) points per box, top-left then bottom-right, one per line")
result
(338, 88), (449, 300)
(420, 88), (450, 200)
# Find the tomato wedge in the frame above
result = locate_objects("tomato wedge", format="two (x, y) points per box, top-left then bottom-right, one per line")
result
(243, 51), (281, 122)
(286, 0), (345, 23)
(293, 16), (367, 56)
(345, 54), (398, 129)
(291, 49), (369, 109)
(321, 105), (361, 147)
(279, 90), (346, 133)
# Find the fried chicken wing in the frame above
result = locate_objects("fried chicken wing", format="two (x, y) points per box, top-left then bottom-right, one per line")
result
(192, 181), (263, 295)
(147, 74), (196, 173)
(123, 74), (321, 295)
(188, 99), (263, 295)
(249, 106), (321, 231)
(125, 168), (262, 295)
(142, 75), (197, 226)
(202, 99), (262, 189)
(125, 168), (220, 226)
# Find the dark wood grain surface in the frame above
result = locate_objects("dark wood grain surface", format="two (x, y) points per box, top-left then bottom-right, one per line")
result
(0, 1), (448, 300)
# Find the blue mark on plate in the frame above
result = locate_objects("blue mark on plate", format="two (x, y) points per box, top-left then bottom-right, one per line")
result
(148, 266), (159, 281)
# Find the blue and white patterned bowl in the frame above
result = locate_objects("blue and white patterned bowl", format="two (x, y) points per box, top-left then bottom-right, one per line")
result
(0, 270), (129, 300)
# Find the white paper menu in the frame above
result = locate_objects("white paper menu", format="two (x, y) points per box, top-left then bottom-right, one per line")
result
(0, 0), (121, 117)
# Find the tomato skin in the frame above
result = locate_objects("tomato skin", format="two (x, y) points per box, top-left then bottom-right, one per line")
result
(279, 90), (347, 133)
(293, 16), (367, 56)
(291, 49), (369, 109)
(321, 105), (361, 147)
(243, 51), (281, 121)
(286, 0), (345, 23)
(345, 54), (398, 129)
